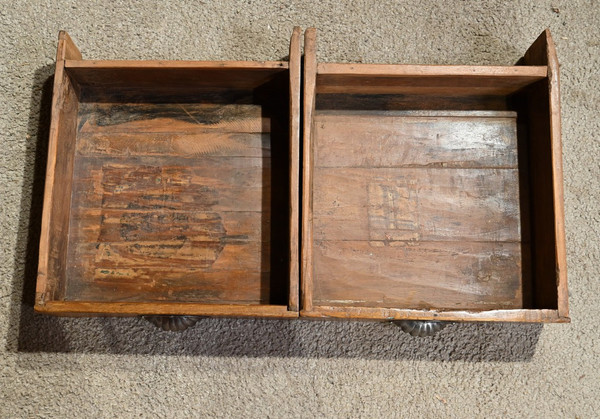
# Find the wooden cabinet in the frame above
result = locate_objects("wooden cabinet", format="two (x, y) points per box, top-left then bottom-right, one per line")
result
(300, 29), (568, 324)
(36, 28), (568, 331)
(35, 29), (301, 319)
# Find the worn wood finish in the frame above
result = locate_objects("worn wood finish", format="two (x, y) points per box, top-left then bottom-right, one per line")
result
(301, 307), (567, 323)
(301, 28), (317, 312)
(301, 28), (568, 322)
(316, 64), (547, 95)
(37, 31), (81, 305)
(311, 111), (524, 310)
(36, 29), (301, 316)
(65, 99), (284, 304)
(37, 302), (298, 318)
(520, 30), (568, 317)
(288, 27), (302, 311)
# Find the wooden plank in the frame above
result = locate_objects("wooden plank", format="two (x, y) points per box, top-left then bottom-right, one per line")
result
(66, 59), (288, 69)
(521, 29), (568, 317)
(301, 28), (317, 311)
(69, 209), (265, 243)
(77, 102), (270, 134)
(317, 63), (548, 77)
(313, 168), (521, 242)
(66, 66), (286, 91)
(71, 158), (268, 212)
(288, 26), (302, 311)
(316, 94), (509, 112)
(313, 240), (523, 310)
(316, 64), (547, 96)
(35, 302), (298, 318)
(67, 269), (269, 304)
(36, 31), (81, 306)
(301, 307), (568, 323)
(76, 132), (270, 158)
(314, 111), (518, 168)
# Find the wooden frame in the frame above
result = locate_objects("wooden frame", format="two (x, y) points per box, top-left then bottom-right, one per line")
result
(35, 28), (568, 326)
(300, 28), (568, 323)
(36, 28), (302, 318)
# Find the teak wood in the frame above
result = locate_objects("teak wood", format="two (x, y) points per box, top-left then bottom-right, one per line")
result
(300, 28), (568, 323)
(37, 28), (568, 326)
(36, 28), (302, 318)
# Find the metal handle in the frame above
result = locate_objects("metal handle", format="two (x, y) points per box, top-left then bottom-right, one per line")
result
(394, 320), (448, 337)
(144, 315), (201, 331)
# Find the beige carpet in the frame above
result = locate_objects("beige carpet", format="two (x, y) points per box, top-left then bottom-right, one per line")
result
(1, 1), (599, 417)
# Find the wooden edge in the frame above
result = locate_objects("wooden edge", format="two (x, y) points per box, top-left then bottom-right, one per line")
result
(65, 59), (288, 70)
(36, 32), (80, 305)
(301, 28), (317, 312)
(34, 302), (298, 318)
(58, 31), (82, 60)
(522, 29), (569, 319)
(301, 306), (570, 323)
(288, 26), (302, 311)
(543, 30), (569, 319)
(317, 62), (547, 78)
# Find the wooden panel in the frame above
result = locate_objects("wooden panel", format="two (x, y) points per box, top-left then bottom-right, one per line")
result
(301, 28), (317, 311)
(313, 240), (523, 310)
(301, 307), (567, 323)
(316, 64), (547, 95)
(78, 102), (270, 134)
(316, 94), (509, 112)
(309, 107), (524, 311)
(66, 65), (286, 91)
(521, 29), (568, 316)
(36, 31), (81, 306)
(287, 26), (302, 311)
(313, 167), (520, 242)
(36, 302), (298, 318)
(64, 96), (283, 304)
(71, 158), (267, 212)
(314, 111), (518, 168)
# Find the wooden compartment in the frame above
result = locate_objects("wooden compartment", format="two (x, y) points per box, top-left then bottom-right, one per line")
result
(301, 29), (569, 323)
(35, 29), (302, 318)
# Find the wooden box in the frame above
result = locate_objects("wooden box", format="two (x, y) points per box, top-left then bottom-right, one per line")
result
(300, 29), (569, 323)
(35, 29), (301, 318)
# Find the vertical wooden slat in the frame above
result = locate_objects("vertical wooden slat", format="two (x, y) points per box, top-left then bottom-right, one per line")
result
(301, 28), (317, 311)
(288, 26), (302, 311)
(521, 29), (568, 317)
(36, 31), (81, 306)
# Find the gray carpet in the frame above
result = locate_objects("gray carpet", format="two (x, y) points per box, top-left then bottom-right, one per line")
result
(1, 1), (599, 417)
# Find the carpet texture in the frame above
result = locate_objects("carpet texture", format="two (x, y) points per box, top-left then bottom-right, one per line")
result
(1, 1), (599, 417)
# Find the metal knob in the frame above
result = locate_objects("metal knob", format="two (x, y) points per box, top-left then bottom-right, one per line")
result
(144, 315), (202, 331)
(394, 320), (448, 337)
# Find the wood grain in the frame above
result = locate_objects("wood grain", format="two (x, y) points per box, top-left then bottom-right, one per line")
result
(316, 63), (547, 95)
(65, 98), (282, 304)
(36, 31), (81, 305)
(301, 28), (317, 312)
(313, 240), (523, 310)
(288, 26), (302, 311)
(314, 111), (518, 168)
(313, 167), (521, 243)
(36, 302), (298, 318)
(521, 29), (568, 317)
(309, 108), (525, 311)
(301, 307), (568, 323)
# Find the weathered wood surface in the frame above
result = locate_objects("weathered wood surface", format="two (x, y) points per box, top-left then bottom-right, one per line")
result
(65, 100), (286, 304)
(287, 26), (302, 311)
(521, 29), (568, 317)
(36, 301), (298, 318)
(301, 28), (317, 312)
(316, 63), (547, 95)
(37, 31), (81, 305)
(310, 110), (526, 310)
